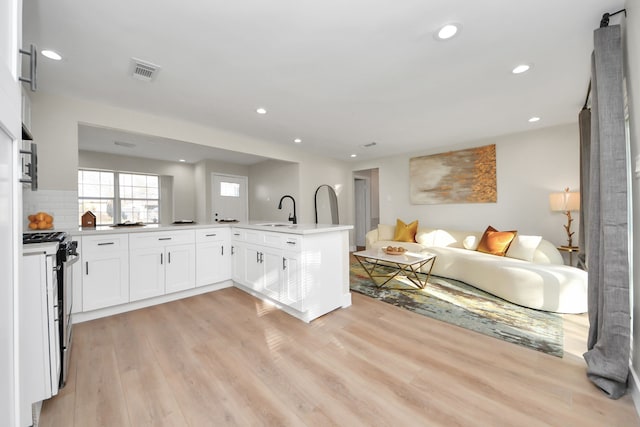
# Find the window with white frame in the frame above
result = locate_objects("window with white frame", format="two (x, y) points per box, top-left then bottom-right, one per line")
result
(78, 169), (160, 225)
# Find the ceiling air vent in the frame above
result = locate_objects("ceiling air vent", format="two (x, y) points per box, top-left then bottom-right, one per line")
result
(130, 58), (161, 82)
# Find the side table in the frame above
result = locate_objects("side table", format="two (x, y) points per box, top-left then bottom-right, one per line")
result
(558, 246), (579, 266)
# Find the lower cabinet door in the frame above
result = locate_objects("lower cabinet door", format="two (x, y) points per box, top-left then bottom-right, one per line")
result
(231, 242), (247, 285)
(196, 241), (230, 286)
(262, 250), (282, 300)
(130, 247), (164, 302)
(165, 243), (196, 293)
(281, 254), (303, 311)
(83, 254), (129, 311)
(245, 246), (264, 292)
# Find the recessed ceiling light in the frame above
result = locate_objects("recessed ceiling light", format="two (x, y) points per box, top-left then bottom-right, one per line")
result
(350, 154), (357, 158)
(436, 23), (461, 40)
(512, 64), (531, 74)
(293, 138), (302, 144)
(256, 107), (267, 115)
(528, 117), (541, 123)
(179, 159), (186, 162)
(41, 49), (62, 61)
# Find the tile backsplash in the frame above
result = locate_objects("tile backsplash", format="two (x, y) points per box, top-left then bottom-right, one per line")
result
(23, 189), (78, 231)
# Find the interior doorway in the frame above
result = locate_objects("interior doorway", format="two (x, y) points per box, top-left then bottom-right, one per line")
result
(353, 168), (379, 249)
(211, 173), (248, 222)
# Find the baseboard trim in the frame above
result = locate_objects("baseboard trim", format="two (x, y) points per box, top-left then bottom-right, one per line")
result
(629, 364), (640, 419)
(73, 280), (233, 323)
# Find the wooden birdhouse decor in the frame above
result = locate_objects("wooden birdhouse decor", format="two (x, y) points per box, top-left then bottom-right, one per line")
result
(82, 210), (96, 228)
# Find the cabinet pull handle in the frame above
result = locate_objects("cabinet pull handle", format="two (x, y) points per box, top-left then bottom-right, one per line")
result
(98, 242), (115, 246)
(206, 233), (217, 237)
(158, 237), (172, 241)
(168, 252), (171, 264)
(231, 246), (235, 255)
(260, 252), (264, 263)
(286, 241), (296, 245)
(233, 233), (240, 236)
(161, 253), (163, 265)
(221, 246), (224, 256)
(283, 257), (287, 270)
(86, 261), (89, 275)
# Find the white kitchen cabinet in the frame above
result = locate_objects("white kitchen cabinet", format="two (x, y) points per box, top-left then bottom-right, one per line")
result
(280, 251), (302, 311)
(232, 228), (280, 294)
(232, 230), (307, 313)
(129, 245), (164, 300)
(253, 246), (282, 298)
(82, 234), (129, 311)
(129, 230), (195, 301)
(230, 228), (247, 285)
(195, 228), (231, 287)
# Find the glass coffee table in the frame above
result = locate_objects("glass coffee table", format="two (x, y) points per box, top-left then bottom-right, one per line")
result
(352, 249), (437, 290)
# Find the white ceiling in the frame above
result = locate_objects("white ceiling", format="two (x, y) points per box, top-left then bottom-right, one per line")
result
(22, 0), (626, 162)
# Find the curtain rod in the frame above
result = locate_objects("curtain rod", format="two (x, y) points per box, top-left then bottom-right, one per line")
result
(600, 8), (626, 28)
(582, 8), (627, 109)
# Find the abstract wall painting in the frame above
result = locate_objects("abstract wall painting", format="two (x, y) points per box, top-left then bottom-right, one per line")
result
(409, 144), (497, 204)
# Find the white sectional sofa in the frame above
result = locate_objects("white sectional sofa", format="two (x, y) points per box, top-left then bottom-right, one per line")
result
(365, 225), (588, 314)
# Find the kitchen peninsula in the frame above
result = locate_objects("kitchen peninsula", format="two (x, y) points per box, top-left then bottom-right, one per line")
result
(71, 222), (353, 323)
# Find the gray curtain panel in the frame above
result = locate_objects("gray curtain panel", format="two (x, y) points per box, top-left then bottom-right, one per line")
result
(582, 25), (630, 399)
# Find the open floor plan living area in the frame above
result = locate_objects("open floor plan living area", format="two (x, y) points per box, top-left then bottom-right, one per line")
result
(3, 0), (640, 426)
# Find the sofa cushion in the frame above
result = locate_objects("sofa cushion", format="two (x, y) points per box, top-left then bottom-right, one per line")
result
(463, 235), (479, 250)
(378, 224), (395, 241)
(506, 235), (543, 262)
(477, 226), (517, 256)
(393, 219), (418, 242)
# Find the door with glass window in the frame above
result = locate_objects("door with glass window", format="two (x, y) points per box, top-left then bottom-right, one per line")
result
(212, 174), (248, 222)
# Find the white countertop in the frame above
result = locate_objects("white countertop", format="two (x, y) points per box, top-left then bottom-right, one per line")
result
(60, 221), (352, 236)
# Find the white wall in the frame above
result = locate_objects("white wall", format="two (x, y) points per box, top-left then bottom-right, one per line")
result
(352, 123), (580, 246)
(624, 0), (640, 403)
(28, 91), (353, 228)
(249, 160), (299, 222)
(79, 150), (196, 223)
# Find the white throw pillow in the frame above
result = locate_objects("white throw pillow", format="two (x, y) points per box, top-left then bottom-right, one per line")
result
(462, 235), (479, 250)
(506, 235), (543, 262)
(378, 224), (395, 241)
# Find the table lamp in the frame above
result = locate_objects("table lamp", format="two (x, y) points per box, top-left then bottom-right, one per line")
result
(549, 188), (580, 248)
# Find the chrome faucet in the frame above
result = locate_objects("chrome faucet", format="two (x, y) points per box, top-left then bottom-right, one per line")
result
(278, 195), (297, 224)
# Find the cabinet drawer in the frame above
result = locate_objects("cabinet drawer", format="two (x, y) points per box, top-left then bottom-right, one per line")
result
(281, 235), (302, 251)
(82, 234), (128, 255)
(196, 227), (230, 242)
(231, 228), (245, 241)
(129, 230), (195, 249)
(245, 230), (264, 244)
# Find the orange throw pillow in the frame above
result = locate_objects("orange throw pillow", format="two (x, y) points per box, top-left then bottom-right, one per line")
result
(393, 219), (418, 243)
(476, 226), (517, 256)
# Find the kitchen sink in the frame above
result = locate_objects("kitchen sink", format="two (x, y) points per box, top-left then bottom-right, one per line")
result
(256, 223), (294, 227)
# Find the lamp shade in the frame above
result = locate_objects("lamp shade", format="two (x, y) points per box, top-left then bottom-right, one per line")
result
(549, 190), (580, 212)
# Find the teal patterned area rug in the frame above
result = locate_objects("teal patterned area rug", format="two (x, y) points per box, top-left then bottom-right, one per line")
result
(350, 263), (563, 358)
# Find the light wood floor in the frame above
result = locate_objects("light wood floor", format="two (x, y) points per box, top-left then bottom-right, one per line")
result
(39, 287), (639, 427)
